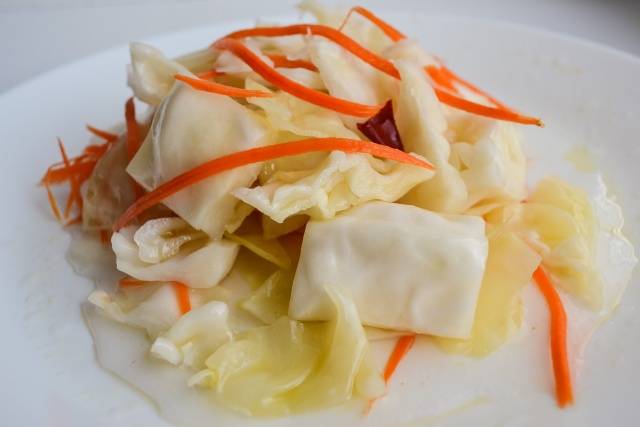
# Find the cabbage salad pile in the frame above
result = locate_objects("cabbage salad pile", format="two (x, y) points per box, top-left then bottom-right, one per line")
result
(41, 1), (637, 420)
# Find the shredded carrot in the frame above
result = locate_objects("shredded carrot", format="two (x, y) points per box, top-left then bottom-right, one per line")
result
(44, 182), (62, 222)
(64, 215), (82, 226)
(219, 27), (541, 125)
(175, 73), (274, 98)
(383, 334), (416, 382)
(338, 6), (406, 42)
(435, 89), (543, 126)
(57, 138), (80, 218)
(86, 124), (119, 142)
(172, 282), (191, 314)
(213, 38), (382, 117)
(113, 137), (434, 231)
(265, 53), (317, 71)
(533, 266), (573, 407)
(118, 277), (147, 288)
(222, 25), (401, 79)
(426, 65), (512, 111)
(125, 97), (141, 160)
(196, 69), (225, 79)
(99, 229), (111, 244)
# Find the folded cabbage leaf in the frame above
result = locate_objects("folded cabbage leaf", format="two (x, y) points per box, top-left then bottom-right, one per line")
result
(127, 83), (269, 238)
(394, 60), (468, 213)
(290, 201), (488, 338)
(127, 42), (191, 106)
(151, 301), (232, 369)
(233, 150), (434, 223)
(112, 224), (239, 288)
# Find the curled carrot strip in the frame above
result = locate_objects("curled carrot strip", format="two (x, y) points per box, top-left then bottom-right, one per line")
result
(175, 73), (274, 98)
(265, 53), (317, 71)
(383, 334), (416, 382)
(533, 266), (573, 407)
(99, 229), (111, 245)
(338, 6), (406, 42)
(221, 25), (401, 79)
(436, 89), (543, 126)
(118, 277), (147, 288)
(213, 38), (382, 117)
(113, 137), (434, 231)
(172, 282), (191, 314)
(86, 125), (119, 143)
(220, 27), (541, 125)
(196, 69), (225, 79)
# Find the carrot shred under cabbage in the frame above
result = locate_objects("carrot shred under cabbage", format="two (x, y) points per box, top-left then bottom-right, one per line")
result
(175, 73), (274, 98)
(113, 137), (434, 231)
(338, 6), (406, 41)
(265, 53), (318, 71)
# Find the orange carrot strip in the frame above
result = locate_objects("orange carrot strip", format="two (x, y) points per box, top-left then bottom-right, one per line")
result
(338, 6), (406, 42)
(86, 124), (119, 142)
(435, 89), (543, 126)
(221, 25), (401, 79)
(425, 65), (458, 93)
(57, 138), (79, 218)
(175, 73), (274, 98)
(219, 29), (541, 125)
(99, 229), (111, 244)
(113, 137), (433, 231)
(196, 69), (225, 79)
(437, 65), (511, 111)
(172, 282), (191, 314)
(383, 334), (416, 383)
(213, 38), (381, 117)
(118, 277), (147, 288)
(125, 97), (141, 160)
(41, 159), (95, 184)
(64, 215), (82, 227)
(44, 182), (62, 222)
(532, 266), (573, 407)
(265, 53), (317, 71)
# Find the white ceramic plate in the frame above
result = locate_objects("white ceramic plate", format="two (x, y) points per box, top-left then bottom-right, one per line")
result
(1, 12), (639, 427)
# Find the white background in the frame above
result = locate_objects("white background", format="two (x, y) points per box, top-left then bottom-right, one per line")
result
(1, 0), (639, 93)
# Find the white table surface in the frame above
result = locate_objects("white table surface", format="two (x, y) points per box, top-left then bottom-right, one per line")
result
(1, 0), (639, 93)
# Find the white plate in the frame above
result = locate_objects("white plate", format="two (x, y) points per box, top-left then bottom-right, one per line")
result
(1, 12), (639, 427)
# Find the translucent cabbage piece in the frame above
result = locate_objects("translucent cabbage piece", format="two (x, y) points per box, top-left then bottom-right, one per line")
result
(436, 231), (541, 356)
(88, 284), (181, 338)
(191, 287), (383, 417)
(382, 38), (438, 68)
(82, 137), (136, 230)
(226, 214), (292, 269)
(262, 214), (308, 240)
(245, 79), (358, 139)
(127, 84), (269, 238)
(151, 301), (232, 369)
(290, 201), (488, 338)
(233, 150), (434, 223)
(112, 226), (239, 288)
(486, 177), (602, 309)
(134, 217), (207, 263)
(394, 60), (468, 213)
(127, 42), (191, 106)
(241, 270), (294, 324)
(309, 38), (392, 109)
